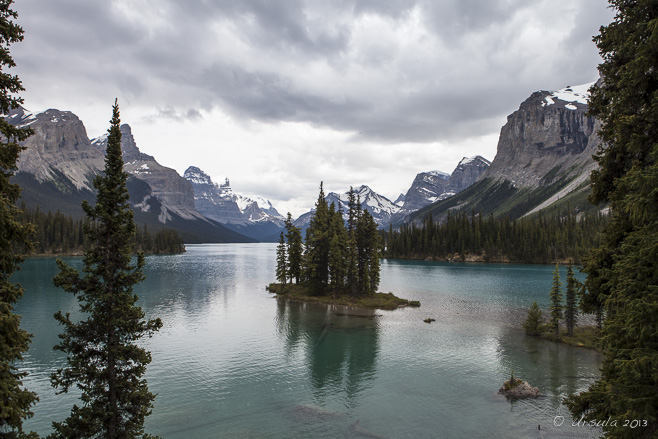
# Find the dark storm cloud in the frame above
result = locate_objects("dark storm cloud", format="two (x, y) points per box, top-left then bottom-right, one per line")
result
(14, 0), (612, 144)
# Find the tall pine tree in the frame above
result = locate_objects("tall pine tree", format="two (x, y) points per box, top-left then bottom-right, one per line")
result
(564, 264), (578, 337)
(284, 213), (303, 284)
(346, 187), (359, 296)
(327, 202), (347, 296)
(304, 182), (330, 295)
(548, 264), (562, 340)
(50, 101), (162, 439)
(565, 2), (658, 436)
(276, 231), (288, 285)
(0, 1), (39, 437)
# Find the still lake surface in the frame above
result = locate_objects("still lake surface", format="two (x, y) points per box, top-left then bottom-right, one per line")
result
(15, 243), (601, 438)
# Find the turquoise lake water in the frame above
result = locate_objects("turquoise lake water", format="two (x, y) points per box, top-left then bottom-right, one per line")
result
(14, 243), (602, 438)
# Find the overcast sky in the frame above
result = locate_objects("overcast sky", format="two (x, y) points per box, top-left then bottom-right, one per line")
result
(13, 0), (613, 217)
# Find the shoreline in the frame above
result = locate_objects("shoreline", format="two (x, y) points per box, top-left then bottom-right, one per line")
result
(535, 326), (601, 351)
(267, 283), (420, 311)
(383, 255), (581, 265)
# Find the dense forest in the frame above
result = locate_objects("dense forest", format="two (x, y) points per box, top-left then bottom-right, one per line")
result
(383, 209), (608, 264)
(17, 204), (185, 255)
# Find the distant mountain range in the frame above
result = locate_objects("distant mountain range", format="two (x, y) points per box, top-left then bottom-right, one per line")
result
(409, 82), (601, 223)
(293, 155), (490, 231)
(7, 80), (601, 242)
(183, 166), (284, 241)
(9, 107), (254, 243)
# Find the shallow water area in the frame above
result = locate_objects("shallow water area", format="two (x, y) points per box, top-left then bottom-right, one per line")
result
(15, 243), (602, 438)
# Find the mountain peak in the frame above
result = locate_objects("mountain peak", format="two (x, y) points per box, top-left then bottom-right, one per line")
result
(427, 170), (450, 180)
(542, 82), (593, 108)
(457, 155), (491, 167)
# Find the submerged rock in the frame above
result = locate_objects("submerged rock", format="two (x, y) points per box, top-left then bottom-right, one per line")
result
(498, 378), (540, 398)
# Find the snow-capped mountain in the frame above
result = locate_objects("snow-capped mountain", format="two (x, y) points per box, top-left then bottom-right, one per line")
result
(183, 166), (284, 241)
(388, 155), (491, 227)
(8, 107), (254, 243)
(294, 185), (400, 230)
(407, 81), (601, 224)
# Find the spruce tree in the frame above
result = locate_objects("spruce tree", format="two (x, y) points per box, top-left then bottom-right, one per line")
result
(564, 264), (578, 337)
(276, 231), (288, 285)
(548, 264), (562, 340)
(284, 213), (303, 284)
(565, 2), (658, 436)
(304, 183), (330, 295)
(0, 1), (39, 436)
(50, 101), (162, 439)
(523, 302), (543, 336)
(345, 187), (359, 296)
(327, 203), (347, 296)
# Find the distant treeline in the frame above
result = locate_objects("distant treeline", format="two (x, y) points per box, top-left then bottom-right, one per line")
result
(383, 210), (608, 264)
(18, 205), (185, 255)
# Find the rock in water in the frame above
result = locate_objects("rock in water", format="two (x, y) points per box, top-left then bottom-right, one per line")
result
(498, 378), (540, 399)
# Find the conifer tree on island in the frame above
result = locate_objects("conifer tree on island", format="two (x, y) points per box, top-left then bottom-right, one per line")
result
(548, 264), (562, 340)
(284, 213), (303, 285)
(50, 101), (162, 439)
(274, 183), (382, 300)
(564, 264), (578, 337)
(565, 1), (658, 437)
(0, 1), (39, 437)
(522, 302), (543, 336)
(276, 231), (288, 285)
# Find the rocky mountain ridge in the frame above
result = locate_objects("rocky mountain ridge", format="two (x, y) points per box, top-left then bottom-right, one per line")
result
(183, 166), (284, 241)
(409, 81), (601, 223)
(8, 107), (253, 243)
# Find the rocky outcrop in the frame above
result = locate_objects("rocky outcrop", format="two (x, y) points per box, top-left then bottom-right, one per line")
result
(9, 107), (104, 192)
(93, 125), (197, 213)
(8, 107), (253, 242)
(407, 82), (603, 223)
(183, 166), (284, 241)
(482, 83), (600, 188)
(184, 166), (245, 223)
(448, 156), (491, 193)
(389, 156), (490, 227)
(400, 171), (451, 212)
(498, 377), (540, 399)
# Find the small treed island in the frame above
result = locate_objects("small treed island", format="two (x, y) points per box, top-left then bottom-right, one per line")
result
(269, 184), (420, 310)
(2, 0), (658, 438)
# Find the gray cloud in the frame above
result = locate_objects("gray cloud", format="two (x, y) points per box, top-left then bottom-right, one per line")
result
(14, 0), (613, 146)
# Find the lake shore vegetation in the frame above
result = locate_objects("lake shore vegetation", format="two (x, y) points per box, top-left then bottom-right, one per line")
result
(383, 210), (607, 264)
(17, 205), (185, 256)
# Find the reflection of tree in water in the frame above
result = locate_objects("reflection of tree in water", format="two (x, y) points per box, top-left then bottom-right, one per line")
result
(275, 299), (380, 408)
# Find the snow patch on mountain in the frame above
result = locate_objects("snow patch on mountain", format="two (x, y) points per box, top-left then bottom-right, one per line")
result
(183, 166), (283, 226)
(542, 82), (594, 107)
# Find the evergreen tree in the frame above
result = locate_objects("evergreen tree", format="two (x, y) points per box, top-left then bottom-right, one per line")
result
(284, 212), (303, 284)
(346, 187), (359, 296)
(276, 231), (288, 285)
(50, 101), (162, 439)
(523, 302), (543, 336)
(548, 264), (562, 340)
(564, 264), (578, 337)
(304, 183), (330, 295)
(0, 1), (39, 436)
(356, 209), (380, 296)
(565, 2), (658, 436)
(327, 203), (347, 296)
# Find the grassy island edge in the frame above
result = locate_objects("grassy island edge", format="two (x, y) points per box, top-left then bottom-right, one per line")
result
(267, 283), (420, 310)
